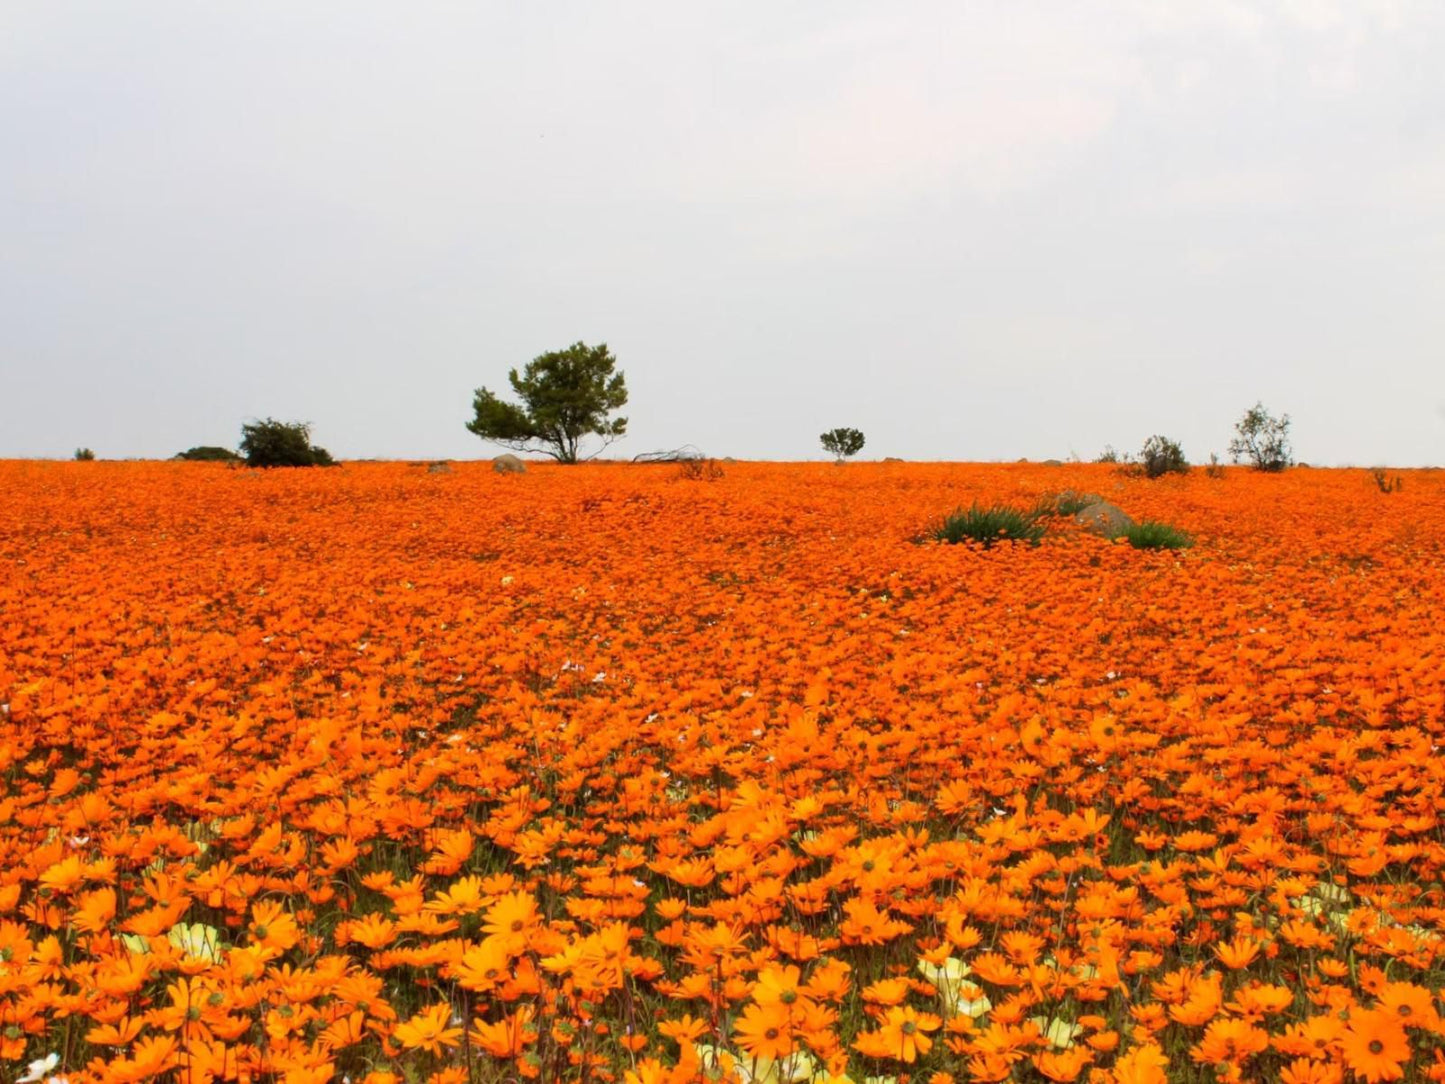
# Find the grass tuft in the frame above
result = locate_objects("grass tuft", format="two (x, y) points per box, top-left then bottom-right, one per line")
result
(1123, 521), (1193, 550)
(932, 503), (1047, 548)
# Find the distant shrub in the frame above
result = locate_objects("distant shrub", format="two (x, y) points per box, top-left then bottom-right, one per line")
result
(676, 458), (725, 481)
(1205, 453), (1225, 479)
(240, 419), (334, 468)
(74, 447), (96, 461)
(1370, 468), (1403, 494)
(1229, 402), (1292, 472)
(1123, 521), (1193, 550)
(176, 446), (241, 462)
(932, 504), (1047, 548)
(820, 427), (866, 462)
(1139, 435), (1189, 478)
(1095, 445), (1126, 464)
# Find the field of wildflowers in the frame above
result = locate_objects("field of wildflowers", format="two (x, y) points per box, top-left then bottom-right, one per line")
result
(2, 460), (1443, 1084)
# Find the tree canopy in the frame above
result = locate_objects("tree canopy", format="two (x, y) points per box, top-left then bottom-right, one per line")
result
(820, 427), (866, 462)
(467, 342), (628, 463)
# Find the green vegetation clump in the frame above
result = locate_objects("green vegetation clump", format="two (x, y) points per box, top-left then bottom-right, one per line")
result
(932, 503), (1047, 548)
(1139, 435), (1189, 478)
(820, 427), (866, 462)
(1122, 521), (1193, 550)
(468, 341), (627, 463)
(1229, 402), (1292, 472)
(74, 447), (96, 461)
(240, 419), (334, 468)
(176, 446), (241, 462)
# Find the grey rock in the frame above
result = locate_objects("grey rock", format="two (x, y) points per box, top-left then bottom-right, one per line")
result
(493, 454), (527, 474)
(1074, 500), (1134, 538)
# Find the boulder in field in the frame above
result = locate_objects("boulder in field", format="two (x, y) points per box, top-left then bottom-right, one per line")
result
(1074, 500), (1134, 538)
(493, 454), (527, 474)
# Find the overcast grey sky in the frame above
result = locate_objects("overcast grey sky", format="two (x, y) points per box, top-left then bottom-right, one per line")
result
(3, 2), (1443, 464)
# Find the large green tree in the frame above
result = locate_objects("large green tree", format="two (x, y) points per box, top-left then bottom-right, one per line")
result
(467, 342), (628, 463)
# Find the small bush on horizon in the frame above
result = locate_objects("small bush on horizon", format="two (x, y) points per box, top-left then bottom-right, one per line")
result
(1370, 468), (1403, 494)
(74, 447), (95, 461)
(1124, 521), (1193, 550)
(240, 419), (335, 468)
(820, 427), (866, 462)
(1205, 453), (1226, 478)
(932, 503), (1047, 548)
(1229, 402), (1293, 472)
(176, 446), (241, 462)
(1095, 445), (1127, 464)
(676, 458), (725, 482)
(1139, 435), (1189, 478)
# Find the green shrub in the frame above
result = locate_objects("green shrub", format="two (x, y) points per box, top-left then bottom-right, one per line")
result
(1139, 435), (1189, 478)
(932, 503), (1047, 548)
(239, 419), (334, 468)
(176, 446), (241, 462)
(73, 447), (96, 461)
(1122, 521), (1193, 550)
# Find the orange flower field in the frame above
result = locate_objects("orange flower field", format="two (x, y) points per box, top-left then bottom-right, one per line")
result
(3, 459), (1444, 1084)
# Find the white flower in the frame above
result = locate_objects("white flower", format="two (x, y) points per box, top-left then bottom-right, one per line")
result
(19, 1053), (59, 1084)
(1030, 1016), (1083, 1049)
(919, 957), (989, 1016)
